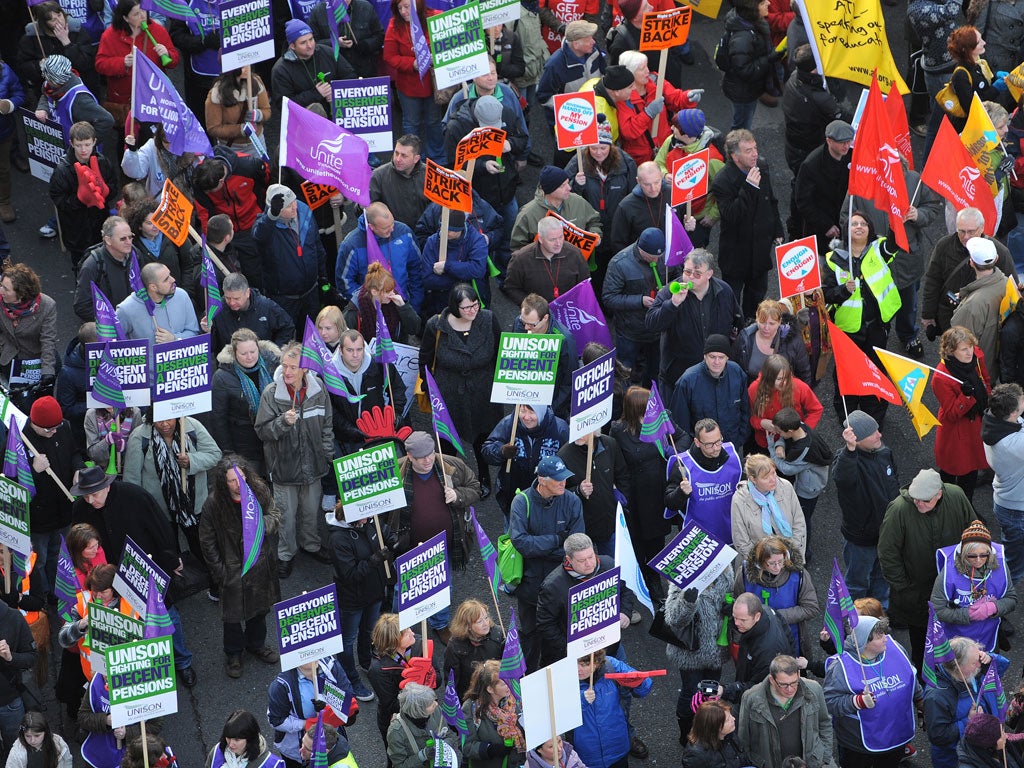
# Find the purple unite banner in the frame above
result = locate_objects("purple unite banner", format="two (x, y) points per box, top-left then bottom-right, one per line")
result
(275, 583), (344, 670)
(396, 531), (451, 628)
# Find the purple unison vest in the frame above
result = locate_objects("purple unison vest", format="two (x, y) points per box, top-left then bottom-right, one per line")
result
(210, 746), (286, 768)
(50, 83), (94, 145)
(935, 542), (1009, 652)
(835, 640), (917, 752)
(673, 443), (741, 544)
(743, 565), (802, 654)
(81, 675), (125, 768)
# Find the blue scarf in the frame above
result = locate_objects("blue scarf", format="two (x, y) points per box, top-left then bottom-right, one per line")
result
(233, 357), (272, 416)
(748, 483), (793, 538)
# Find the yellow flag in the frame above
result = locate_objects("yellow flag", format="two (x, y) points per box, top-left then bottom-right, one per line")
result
(961, 93), (1003, 198)
(796, 0), (908, 94)
(874, 347), (941, 438)
(1002, 275), (1022, 321)
(677, 0), (721, 18)
(1006, 61), (1024, 102)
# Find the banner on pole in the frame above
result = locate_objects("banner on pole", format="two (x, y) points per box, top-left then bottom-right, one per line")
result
(424, 160), (473, 213)
(87, 602), (144, 676)
(106, 637), (177, 727)
(220, 0), (275, 69)
(670, 149), (711, 207)
(113, 537), (170, 618)
(638, 7), (691, 49)
(569, 349), (615, 441)
(275, 583), (344, 670)
(491, 332), (562, 405)
(553, 91), (599, 150)
(332, 77), (394, 153)
(152, 336), (212, 420)
(774, 235), (821, 300)
(648, 522), (737, 593)
(334, 441), (405, 522)
(566, 566), (621, 659)
(427, 2), (490, 89)
(396, 531), (452, 628)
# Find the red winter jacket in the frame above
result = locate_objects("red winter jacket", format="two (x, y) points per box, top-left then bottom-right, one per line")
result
(933, 349), (992, 476)
(615, 76), (697, 165)
(95, 21), (179, 105)
(748, 376), (823, 449)
(383, 17), (434, 99)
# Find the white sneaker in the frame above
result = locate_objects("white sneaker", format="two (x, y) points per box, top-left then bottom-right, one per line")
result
(38, 224), (56, 238)
(321, 494), (337, 512)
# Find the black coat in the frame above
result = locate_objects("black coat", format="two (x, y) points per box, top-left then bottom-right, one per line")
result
(781, 69), (844, 164)
(209, 289), (296, 353)
(29, 422), (85, 533)
(711, 158), (783, 281)
(681, 736), (754, 768)
(724, 605), (794, 702)
(720, 9), (777, 104)
(609, 422), (670, 541)
(49, 151), (120, 255)
(331, 361), (406, 454)
(558, 435), (630, 544)
(72, 245), (134, 322)
(1001, 304), (1024, 388)
(55, 336), (88, 447)
(442, 626), (504, 699)
(445, 98), (529, 207)
(210, 341), (281, 465)
(328, 518), (397, 610)
(795, 145), (852, 254)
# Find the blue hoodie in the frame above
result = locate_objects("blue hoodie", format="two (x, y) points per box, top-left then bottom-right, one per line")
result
(335, 214), (424, 312)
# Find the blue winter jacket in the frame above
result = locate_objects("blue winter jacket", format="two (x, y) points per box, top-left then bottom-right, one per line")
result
(421, 224), (490, 316)
(252, 201), (326, 297)
(574, 656), (652, 768)
(335, 214), (424, 312)
(482, 405), (569, 512)
(0, 64), (24, 143)
(669, 359), (751, 447)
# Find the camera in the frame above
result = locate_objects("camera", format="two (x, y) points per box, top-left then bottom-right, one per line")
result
(698, 679), (720, 697)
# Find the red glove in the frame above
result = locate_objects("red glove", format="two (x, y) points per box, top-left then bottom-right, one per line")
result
(605, 670), (666, 688)
(355, 405), (413, 443)
(74, 156), (110, 208)
(399, 656), (438, 689)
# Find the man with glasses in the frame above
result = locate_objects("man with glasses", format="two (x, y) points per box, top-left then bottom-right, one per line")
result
(513, 294), (577, 419)
(645, 248), (741, 394)
(721, 593), (800, 706)
(878, 468), (975, 680)
(664, 417), (742, 546)
(73, 215), (136, 322)
(921, 206), (1015, 334)
(737, 655), (835, 768)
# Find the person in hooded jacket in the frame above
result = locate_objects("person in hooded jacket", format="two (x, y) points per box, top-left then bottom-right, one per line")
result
(482, 403), (569, 520)
(347, 263), (421, 346)
(204, 710), (285, 768)
(336, 204), (424, 313)
(982, 383), (1024, 583)
(34, 54), (114, 154)
(16, 2), (98, 105)
(823, 616), (923, 768)
(270, 18), (355, 114)
(420, 210), (491, 316)
(328, 504), (397, 702)
(574, 649), (653, 768)
(368, 614), (430, 748)
(557, 432), (631, 557)
(719, 0), (783, 130)
(332, 328), (407, 456)
(780, 45), (845, 178)
(958, 712), (1022, 768)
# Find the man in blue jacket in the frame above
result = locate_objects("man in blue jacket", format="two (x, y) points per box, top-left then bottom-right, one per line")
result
(669, 334), (750, 447)
(420, 210), (489, 315)
(252, 183), (328, 333)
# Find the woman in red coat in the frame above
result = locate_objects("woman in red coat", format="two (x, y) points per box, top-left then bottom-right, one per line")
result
(95, 0), (179, 140)
(748, 353), (823, 451)
(382, 0), (445, 163)
(933, 325), (991, 503)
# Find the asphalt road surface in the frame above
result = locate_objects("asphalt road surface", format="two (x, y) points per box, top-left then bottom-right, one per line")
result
(10, 5), (990, 767)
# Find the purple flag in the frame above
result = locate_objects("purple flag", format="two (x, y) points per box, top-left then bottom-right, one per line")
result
(200, 245), (222, 326)
(373, 300), (398, 365)
(408, 0), (431, 78)
(128, 252), (156, 316)
(924, 603), (954, 687)
(143, 573), (174, 638)
(549, 278), (613, 350)
(640, 381), (674, 460)
(236, 464), (266, 577)
(326, 0), (351, 58)
(91, 283), (124, 341)
(279, 98), (371, 207)
(441, 670), (469, 738)
(822, 559), (858, 651)
(424, 368), (465, 457)
(499, 608), (526, 700)
(3, 420), (34, 499)
(54, 536), (77, 622)
(311, 711), (328, 768)
(132, 52), (213, 156)
(665, 204), (694, 268)
(300, 318), (365, 404)
(366, 232), (406, 299)
(470, 508), (502, 594)
(92, 344), (127, 410)
(981, 662), (1009, 721)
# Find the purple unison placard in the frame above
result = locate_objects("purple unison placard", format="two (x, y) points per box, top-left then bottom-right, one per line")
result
(566, 566), (621, 659)
(152, 335), (212, 420)
(568, 348), (615, 442)
(113, 536), (170, 618)
(85, 339), (152, 408)
(275, 583), (344, 670)
(648, 522), (738, 593)
(331, 77), (394, 153)
(396, 531), (451, 628)
(220, 0), (275, 71)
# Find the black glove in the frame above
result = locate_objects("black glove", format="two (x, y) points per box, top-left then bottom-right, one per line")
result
(770, 49), (784, 62)
(204, 31), (220, 49)
(38, 374), (55, 388)
(558, 530), (569, 545)
(499, 443), (517, 459)
(485, 742), (513, 759)
(371, 547), (393, 565)
(0, 590), (18, 610)
(17, 593), (43, 612)
(926, 324), (940, 342)
(270, 193), (285, 217)
(961, 381), (976, 397)
(683, 587), (698, 603)
(313, 699), (327, 713)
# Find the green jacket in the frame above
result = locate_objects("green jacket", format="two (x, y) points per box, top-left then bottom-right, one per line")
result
(877, 483), (976, 627)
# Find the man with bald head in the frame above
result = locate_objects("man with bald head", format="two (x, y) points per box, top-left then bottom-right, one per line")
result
(336, 202), (424, 312)
(116, 262), (200, 344)
(610, 161), (684, 254)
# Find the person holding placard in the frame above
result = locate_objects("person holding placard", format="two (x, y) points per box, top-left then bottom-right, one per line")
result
(308, 0), (385, 78)
(509, 455), (584, 671)
(509, 166), (601, 253)
(421, 210), (490, 317)
(386, 683), (462, 768)
(368, 614), (425, 748)
(536, 21), (606, 141)
(574, 649), (653, 768)
(608, 0), (692, 81)
(461, 659), (525, 768)
(667, 334), (749, 449)
(557, 433), (630, 557)
(506, 217), (590, 306)
(204, 67), (272, 155)
(122, 125), (200, 199)
(123, 199), (193, 288)
(511, 294), (577, 420)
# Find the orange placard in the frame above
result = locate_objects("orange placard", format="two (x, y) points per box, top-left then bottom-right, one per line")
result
(670, 149), (711, 207)
(423, 159), (473, 213)
(545, 211), (600, 259)
(639, 7), (692, 51)
(455, 127), (508, 170)
(553, 91), (599, 150)
(152, 179), (193, 247)
(774, 235), (822, 300)
(301, 180), (339, 211)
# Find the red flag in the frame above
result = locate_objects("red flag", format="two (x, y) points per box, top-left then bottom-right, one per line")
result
(827, 320), (902, 405)
(849, 73), (911, 251)
(921, 116), (998, 236)
(885, 83), (914, 171)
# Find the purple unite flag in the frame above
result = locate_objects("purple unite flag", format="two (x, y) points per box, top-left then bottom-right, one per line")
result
(92, 344), (127, 410)
(408, 0), (432, 78)
(200, 246), (223, 326)
(470, 508), (502, 594)
(143, 573), (174, 639)
(54, 536), (78, 622)
(498, 607), (526, 700)
(923, 603), (955, 687)
(236, 464), (265, 577)
(639, 381), (674, 459)
(548, 279), (613, 350)
(373, 300), (398, 365)
(299, 318), (366, 404)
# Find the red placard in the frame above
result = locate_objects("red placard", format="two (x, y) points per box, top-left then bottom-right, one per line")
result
(553, 91), (599, 150)
(545, 211), (600, 259)
(152, 179), (193, 247)
(639, 7), (692, 51)
(774, 235), (822, 300)
(670, 149), (711, 207)
(423, 159), (473, 213)
(454, 127), (508, 170)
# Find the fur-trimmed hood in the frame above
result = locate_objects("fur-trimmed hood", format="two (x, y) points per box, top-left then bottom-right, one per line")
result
(216, 339), (282, 366)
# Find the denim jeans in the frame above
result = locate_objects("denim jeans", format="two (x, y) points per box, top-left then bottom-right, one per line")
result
(0, 697), (23, 760)
(395, 92), (445, 164)
(29, 528), (65, 598)
(340, 602), (381, 681)
(730, 100), (757, 130)
(994, 502), (1024, 583)
(842, 540), (889, 607)
(169, 605), (194, 669)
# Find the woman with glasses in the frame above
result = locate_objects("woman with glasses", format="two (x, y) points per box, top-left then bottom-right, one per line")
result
(419, 283), (503, 497)
(932, 520), (1017, 653)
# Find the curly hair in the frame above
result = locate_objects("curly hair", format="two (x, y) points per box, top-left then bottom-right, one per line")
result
(1, 262), (41, 303)
(940, 326), (979, 362)
(122, 198), (159, 239)
(210, 454), (273, 511)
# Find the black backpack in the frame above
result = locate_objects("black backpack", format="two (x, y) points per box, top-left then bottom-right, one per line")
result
(714, 29), (734, 72)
